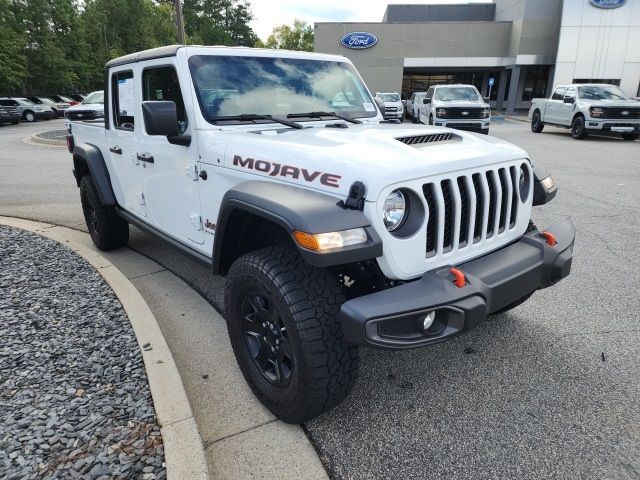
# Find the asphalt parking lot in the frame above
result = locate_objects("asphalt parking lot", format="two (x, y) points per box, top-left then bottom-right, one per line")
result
(1, 117), (639, 479)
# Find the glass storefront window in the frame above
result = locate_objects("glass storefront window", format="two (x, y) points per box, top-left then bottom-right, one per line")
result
(521, 65), (551, 101)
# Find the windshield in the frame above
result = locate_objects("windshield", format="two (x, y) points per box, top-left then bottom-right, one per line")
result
(39, 98), (56, 105)
(188, 55), (377, 122)
(434, 86), (480, 102)
(577, 85), (628, 100)
(378, 93), (400, 102)
(16, 98), (34, 105)
(83, 91), (104, 104)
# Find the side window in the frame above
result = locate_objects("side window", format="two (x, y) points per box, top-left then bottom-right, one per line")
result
(552, 87), (566, 100)
(0, 100), (7, 106)
(142, 66), (187, 133)
(564, 87), (576, 101)
(111, 70), (135, 130)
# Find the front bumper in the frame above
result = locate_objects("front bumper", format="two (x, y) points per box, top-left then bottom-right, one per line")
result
(434, 119), (490, 133)
(339, 221), (575, 349)
(585, 119), (640, 133)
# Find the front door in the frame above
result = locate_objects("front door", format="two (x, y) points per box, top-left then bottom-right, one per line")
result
(559, 87), (577, 126)
(136, 62), (204, 244)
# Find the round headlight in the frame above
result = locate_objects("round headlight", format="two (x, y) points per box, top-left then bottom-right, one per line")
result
(383, 189), (406, 231)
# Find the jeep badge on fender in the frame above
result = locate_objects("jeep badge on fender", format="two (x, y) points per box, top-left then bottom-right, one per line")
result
(68, 45), (575, 424)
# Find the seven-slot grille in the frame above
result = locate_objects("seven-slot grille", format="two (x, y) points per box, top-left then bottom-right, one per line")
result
(438, 107), (485, 119)
(599, 107), (640, 119)
(422, 164), (525, 257)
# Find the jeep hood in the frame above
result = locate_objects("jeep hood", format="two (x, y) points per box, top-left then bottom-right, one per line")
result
(208, 123), (527, 200)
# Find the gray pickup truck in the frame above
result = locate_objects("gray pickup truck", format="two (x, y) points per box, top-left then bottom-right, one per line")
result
(529, 84), (640, 141)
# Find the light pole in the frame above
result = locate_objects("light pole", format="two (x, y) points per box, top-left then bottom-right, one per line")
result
(175, 0), (186, 44)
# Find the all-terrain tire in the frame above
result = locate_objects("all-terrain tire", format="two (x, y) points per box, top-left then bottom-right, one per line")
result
(622, 133), (639, 141)
(79, 175), (128, 250)
(571, 115), (588, 140)
(531, 111), (544, 133)
(225, 245), (359, 423)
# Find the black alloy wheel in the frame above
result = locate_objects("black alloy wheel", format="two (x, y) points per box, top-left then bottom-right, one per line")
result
(240, 290), (293, 387)
(571, 116), (587, 139)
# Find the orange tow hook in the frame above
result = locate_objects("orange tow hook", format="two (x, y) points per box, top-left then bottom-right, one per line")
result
(542, 231), (557, 246)
(449, 267), (466, 288)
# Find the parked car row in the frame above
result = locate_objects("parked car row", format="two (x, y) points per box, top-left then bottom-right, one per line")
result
(0, 93), (88, 124)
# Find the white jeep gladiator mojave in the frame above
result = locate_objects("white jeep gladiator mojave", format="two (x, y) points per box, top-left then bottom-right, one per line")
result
(67, 45), (574, 423)
(418, 84), (491, 134)
(529, 83), (640, 141)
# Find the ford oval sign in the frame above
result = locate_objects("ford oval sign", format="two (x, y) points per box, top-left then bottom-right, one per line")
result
(340, 32), (378, 50)
(589, 0), (625, 8)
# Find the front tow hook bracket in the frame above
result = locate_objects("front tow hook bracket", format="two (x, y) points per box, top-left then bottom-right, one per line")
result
(449, 267), (467, 288)
(542, 230), (557, 246)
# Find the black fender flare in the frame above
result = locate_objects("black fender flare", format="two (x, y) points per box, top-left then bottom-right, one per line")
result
(72, 143), (117, 206)
(212, 181), (382, 274)
(531, 160), (558, 206)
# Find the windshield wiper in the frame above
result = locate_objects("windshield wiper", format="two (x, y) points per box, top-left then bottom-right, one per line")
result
(287, 111), (362, 124)
(209, 113), (303, 129)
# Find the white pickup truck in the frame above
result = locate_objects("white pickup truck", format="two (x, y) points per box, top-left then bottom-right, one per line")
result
(66, 45), (573, 423)
(418, 84), (491, 134)
(529, 83), (640, 140)
(374, 92), (404, 120)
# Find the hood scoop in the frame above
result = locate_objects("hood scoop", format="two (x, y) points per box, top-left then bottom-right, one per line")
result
(396, 132), (460, 146)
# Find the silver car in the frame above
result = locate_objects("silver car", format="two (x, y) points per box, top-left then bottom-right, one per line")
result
(0, 97), (54, 122)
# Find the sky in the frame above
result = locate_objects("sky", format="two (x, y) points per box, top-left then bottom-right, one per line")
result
(250, 0), (492, 41)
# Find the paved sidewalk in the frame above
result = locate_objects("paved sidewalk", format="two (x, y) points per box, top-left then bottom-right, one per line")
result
(0, 226), (165, 479)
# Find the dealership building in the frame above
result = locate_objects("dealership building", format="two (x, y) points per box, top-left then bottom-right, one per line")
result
(314, 0), (640, 112)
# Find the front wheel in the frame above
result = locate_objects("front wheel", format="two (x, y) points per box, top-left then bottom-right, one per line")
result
(531, 111), (544, 133)
(571, 116), (588, 140)
(23, 111), (36, 122)
(622, 133), (639, 141)
(79, 175), (129, 250)
(225, 245), (359, 423)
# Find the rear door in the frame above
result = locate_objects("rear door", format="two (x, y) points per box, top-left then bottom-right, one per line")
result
(545, 86), (567, 124)
(136, 61), (204, 244)
(106, 67), (147, 217)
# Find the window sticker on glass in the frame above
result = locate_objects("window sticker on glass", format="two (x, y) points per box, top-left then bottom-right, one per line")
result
(362, 102), (375, 112)
(118, 77), (135, 116)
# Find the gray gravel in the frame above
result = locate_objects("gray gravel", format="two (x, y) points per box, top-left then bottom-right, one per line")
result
(33, 129), (68, 142)
(0, 226), (165, 479)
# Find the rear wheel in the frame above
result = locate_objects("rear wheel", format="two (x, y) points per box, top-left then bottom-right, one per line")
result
(622, 133), (639, 141)
(79, 175), (129, 250)
(571, 115), (588, 139)
(225, 245), (359, 423)
(531, 111), (544, 133)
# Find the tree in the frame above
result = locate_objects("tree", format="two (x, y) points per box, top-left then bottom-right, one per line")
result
(0, 0), (27, 94)
(182, 0), (258, 47)
(265, 19), (313, 52)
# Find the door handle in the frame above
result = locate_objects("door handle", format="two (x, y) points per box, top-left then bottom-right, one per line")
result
(109, 146), (122, 155)
(137, 153), (154, 163)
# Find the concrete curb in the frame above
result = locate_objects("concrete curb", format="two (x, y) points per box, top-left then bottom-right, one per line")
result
(0, 216), (209, 480)
(22, 134), (67, 147)
(505, 115), (529, 123)
(29, 130), (67, 146)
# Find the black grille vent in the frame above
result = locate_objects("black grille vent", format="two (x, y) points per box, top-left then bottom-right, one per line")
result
(423, 184), (437, 256)
(498, 168), (509, 233)
(378, 317), (420, 338)
(457, 177), (469, 247)
(441, 180), (453, 252)
(396, 133), (453, 145)
(472, 173), (483, 242)
(509, 166), (519, 228)
(486, 171), (497, 238)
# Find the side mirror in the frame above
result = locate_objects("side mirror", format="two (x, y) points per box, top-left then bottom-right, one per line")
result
(423, 98), (431, 104)
(142, 101), (179, 136)
(563, 96), (575, 104)
(483, 96), (490, 102)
